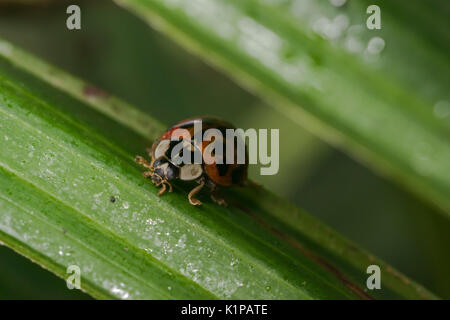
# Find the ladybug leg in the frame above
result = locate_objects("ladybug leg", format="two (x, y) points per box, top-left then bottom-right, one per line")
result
(157, 180), (173, 196)
(188, 180), (205, 206)
(210, 186), (228, 207)
(158, 182), (167, 196)
(135, 155), (152, 170)
(211, 193), (227, 207)
(205, 179), (227, 206)
(166, 181), (173, 192)
(142, 171), (153, 178)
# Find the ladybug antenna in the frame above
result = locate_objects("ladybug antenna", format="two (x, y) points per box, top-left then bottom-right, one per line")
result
(149, 157), (156, 171)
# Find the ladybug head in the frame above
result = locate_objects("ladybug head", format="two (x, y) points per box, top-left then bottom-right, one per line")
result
(151, 157), (179, 184)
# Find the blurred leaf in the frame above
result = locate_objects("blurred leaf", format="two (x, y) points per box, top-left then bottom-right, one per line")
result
(0, 245), (91, 299)
(0, 0), (58, 6)
(0, 38), (437, 299)
(115, 0), (450, 216)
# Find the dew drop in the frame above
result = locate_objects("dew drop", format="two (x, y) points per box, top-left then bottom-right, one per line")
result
(434, 100), (450, 118)
(366, 37), (385, 55)
(330, 0), (347, 7)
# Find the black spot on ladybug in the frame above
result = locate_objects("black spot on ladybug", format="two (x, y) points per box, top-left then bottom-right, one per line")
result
(168, 140), (180, 158)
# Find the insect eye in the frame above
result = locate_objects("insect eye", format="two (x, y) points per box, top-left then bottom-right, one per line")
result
(154, 167), (164, 178)
(165, 164), (179, 181)
(153, 158), (165, 168)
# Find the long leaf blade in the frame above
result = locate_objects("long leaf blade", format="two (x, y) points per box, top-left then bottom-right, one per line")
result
(114, 0), (450, 216)
(0, 38), (437, 299)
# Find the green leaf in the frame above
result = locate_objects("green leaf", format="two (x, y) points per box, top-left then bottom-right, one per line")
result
(0, 245), (91, 299)
(0, 38), (438, 299)
(114, 0), (450, 216)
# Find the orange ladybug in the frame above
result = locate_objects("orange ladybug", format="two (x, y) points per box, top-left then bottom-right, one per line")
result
(135, 117), (248, 206)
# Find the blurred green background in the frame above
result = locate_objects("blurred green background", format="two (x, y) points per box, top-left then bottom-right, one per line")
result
(0, 0), (448, 299)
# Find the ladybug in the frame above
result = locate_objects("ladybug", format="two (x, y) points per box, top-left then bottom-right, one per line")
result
(135, 117), (248, 206)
